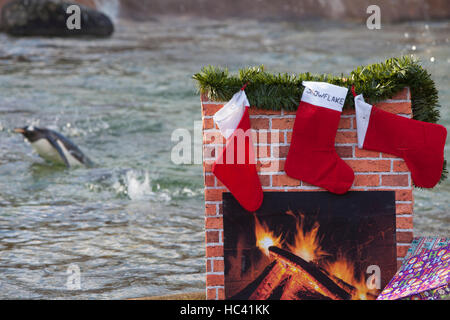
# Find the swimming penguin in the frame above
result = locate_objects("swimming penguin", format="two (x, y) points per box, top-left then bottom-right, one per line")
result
(14, 125), (93, 168)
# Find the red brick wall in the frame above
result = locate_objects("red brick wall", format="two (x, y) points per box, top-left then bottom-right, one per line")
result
(201, 88), (414, 300)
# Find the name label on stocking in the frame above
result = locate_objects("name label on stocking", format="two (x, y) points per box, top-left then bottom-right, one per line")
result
(302, 81), (349, 112)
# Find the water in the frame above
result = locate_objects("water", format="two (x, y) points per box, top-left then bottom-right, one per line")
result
(0, 17), (449, 299)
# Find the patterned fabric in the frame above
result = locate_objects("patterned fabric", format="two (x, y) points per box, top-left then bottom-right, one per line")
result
(404, 237), (450, 260)
(401, 284), (450, 300)
(377, 237), (450, 300)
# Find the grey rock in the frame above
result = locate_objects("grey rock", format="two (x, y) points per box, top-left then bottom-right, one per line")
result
(1, 0), (114, 37)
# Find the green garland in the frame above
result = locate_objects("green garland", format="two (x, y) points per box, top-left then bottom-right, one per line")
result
(193, 56), (447, 184)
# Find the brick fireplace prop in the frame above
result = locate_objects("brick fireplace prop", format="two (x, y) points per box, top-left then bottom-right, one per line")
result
(201, 88), (414, 300)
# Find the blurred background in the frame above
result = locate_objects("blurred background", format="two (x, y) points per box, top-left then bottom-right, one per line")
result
(0, 0), (449, 299)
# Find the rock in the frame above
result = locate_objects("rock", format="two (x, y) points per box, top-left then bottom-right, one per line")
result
(1, 0), (114, 37)
(117, 0), (450, 23)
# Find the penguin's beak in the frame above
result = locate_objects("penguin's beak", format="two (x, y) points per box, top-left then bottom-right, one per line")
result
(14, 128), (25, 134)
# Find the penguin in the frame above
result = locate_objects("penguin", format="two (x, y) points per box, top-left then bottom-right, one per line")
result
(14, 125), (93, 168)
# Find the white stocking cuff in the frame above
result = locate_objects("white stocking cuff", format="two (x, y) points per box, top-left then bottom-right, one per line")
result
(354, 94), (373, 149)
(213, 90), (249, 139)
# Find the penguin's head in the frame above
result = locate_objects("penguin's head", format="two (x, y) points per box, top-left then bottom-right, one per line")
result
(14, 125), (44, 143)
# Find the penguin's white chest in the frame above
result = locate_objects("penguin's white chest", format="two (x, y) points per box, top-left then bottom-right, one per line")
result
(31, 139), (82, 166)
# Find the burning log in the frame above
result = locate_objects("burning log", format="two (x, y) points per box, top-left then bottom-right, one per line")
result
(230, 261), (287, 300)
(232, 246), (355, 300)
(248, 261), (289, 300)
(269, 246), (351, 300)
(323, 270), (378, 300)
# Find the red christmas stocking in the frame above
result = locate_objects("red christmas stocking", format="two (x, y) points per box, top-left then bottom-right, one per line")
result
(285, 81), (354, 194)
(212, 89), (263, 212)
(354, 93), (447, 188)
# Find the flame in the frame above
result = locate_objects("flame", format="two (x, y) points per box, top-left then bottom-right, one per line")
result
(286, 212), (328, 262)
(324, 258), (373, 300)
(254, 216), (282, 256)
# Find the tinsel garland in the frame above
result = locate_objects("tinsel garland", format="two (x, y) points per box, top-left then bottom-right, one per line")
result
(193, 56), (447, 184)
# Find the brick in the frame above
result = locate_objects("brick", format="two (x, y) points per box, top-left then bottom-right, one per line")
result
(217, 288), (225, 300)
(256, 145), (271, 158)
(203, 131), (224, 145)
(336, 146), (353, 158)
(262, 187), (288, 192)
(338, 118), (352, 129)
(258, 160), (284, 172)
(393, 160), (409, 172)
(272, 118), (295, 130)
(353, 174), (380, 187)
(205, 189), (224, 202)
(204, 174), (215, 187)
(200, 93), (210, 102)
(390, 88), (410, 100)
(259, 175), (271, 187)
(203, 145), (216, 159)
(335, 131), (357, 144)
(272, 145), (290, 159)
(205, 203), (217, 216)
(216, 178), (225, 188)
(396, 203), (413, 215)
(202, 104), (224, 116)
(215, 145), (224, 157)
(397, 232), (414, 243)
(346, 160), (391, 172)
(283, 110), (297, 116)
(382, 174), (409, 187)
(213, 260), (225, 272)
(250, 118), (270, 129)
(286, 131), (292, 144)
(203, 160), (214, 173)
(248, 108), (281, 116)
(397, 216), (413, 229)
(342, 108), (355, 116)
(354, 148), (381, 158)
(397, 245), (410, 258)
(396, 190), (413, 202)
(207, 274), (225, 287)
(253, 131), (283, 144)
(206, 260), (212, 272)
(375, 102), (412, 115)
(381, 152), (397, 159)
(272, 174), (300, 187)
(206, 217), (223, 229)
(252, 130), (268, 144)
(206, 246), (224, 258)
(207, 288), (217, 300)
(206, 231), (220, 243)
(272, 131), (285, 144)
(301, 182), (324, 189)
(203, 118), (215, 130)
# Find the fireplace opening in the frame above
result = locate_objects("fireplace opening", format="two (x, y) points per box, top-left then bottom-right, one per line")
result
(223, 191), (397, 300)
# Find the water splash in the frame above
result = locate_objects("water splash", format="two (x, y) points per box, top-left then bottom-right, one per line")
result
(124, 170), (153, 201)
(93, 0), (120, 22)
(87, 168), (201, 202)
(109, 169), (170, 202)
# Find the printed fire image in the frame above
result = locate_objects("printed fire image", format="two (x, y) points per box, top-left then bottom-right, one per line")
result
(223, 192), (398, 300)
